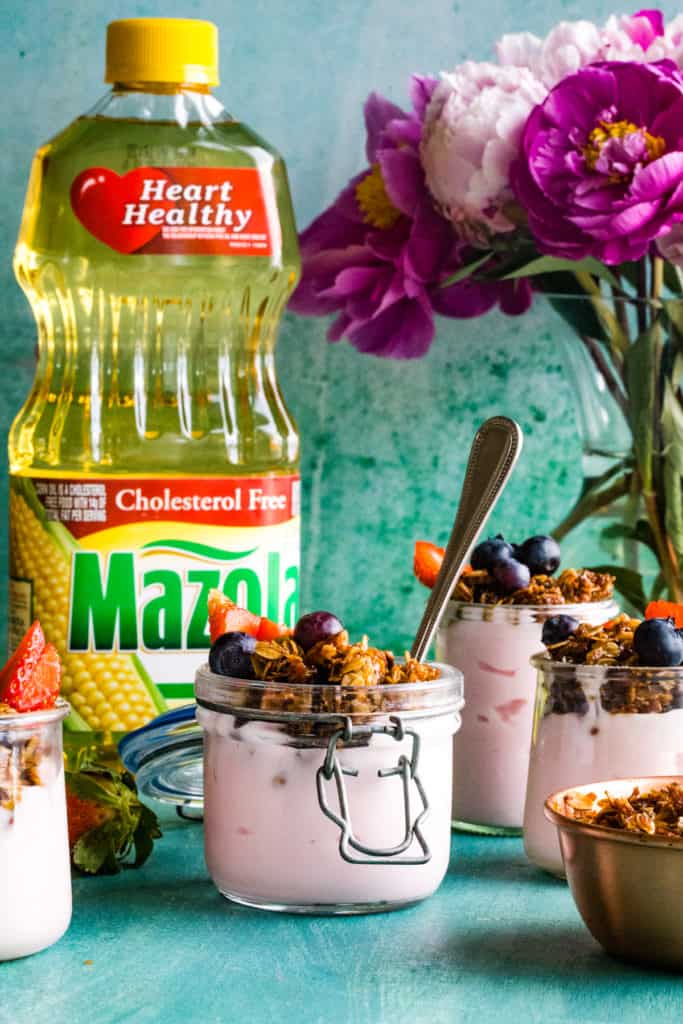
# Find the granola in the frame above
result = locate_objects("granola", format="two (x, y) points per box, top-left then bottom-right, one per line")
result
(546, 614), (640, 666)
(246, 633), (440, 721)
(0, 735), (43, 812)
(563, 783), (683, 839)
(453, 567), (614, 606)
(542, 614), (683, 715)
(252, 633), (439, 688)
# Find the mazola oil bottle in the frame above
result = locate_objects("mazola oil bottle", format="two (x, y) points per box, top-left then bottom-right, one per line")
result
(9, 18), (301, 736)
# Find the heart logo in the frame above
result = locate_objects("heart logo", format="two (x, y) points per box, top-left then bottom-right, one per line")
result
(70, 167), (175, 254)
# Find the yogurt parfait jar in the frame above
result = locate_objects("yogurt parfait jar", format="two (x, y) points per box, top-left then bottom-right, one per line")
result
(437, 583), (617, 834)
(196, 661), (463, 913)
(524, 654), (683, 876)
(0, 699), (72, 959)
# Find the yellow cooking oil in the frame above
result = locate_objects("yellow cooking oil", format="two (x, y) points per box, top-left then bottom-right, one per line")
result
(8, 19), (301, 736)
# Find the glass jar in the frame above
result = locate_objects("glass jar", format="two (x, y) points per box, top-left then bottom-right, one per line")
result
(195, 663), (463, 914)
(0, 700), (72, 960)
(436, 599), (617, 834)
(524, 656), (683, 876)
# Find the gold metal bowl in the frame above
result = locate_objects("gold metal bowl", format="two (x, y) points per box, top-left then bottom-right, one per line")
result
(545, 776), (683, 971)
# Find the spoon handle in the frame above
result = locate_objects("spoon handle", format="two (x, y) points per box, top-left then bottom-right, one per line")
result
(410, 416), (523, 662)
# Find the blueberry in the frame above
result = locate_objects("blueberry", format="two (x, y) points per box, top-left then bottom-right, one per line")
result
(471, 535), (515, 571)
(209, 631), (256, 678)
(293, 611), (344, 651)
(492, 558), (531, 593)
(633, 618), (683, 667)
(517, 535), (561, 576)
(542, 614), (580, 647)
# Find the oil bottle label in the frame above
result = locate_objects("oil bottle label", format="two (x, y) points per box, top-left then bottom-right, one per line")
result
(70, 166), (275, 256)
(9, 475), (300, 731)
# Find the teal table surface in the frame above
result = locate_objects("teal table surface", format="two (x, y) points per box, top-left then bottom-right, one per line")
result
(2, 810), (681, 1024)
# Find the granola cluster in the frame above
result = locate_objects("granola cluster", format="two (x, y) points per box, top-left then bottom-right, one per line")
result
(454, 567), (614, 606)
(252, 631), (439, 688)
(546, 614), (640, 666)
(239, 631), (440, 722)
(543, 614), (682, 715)
(563, 783), (683, 839)
(0, 735), (42, 812)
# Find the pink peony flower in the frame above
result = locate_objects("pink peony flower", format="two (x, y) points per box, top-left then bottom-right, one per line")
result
(420, 62), (546, 240)
(498, 10), (669, 89)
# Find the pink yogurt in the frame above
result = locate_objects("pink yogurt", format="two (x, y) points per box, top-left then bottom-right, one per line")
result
(195, 663), (463, 913)
(436, 600), (617, 833)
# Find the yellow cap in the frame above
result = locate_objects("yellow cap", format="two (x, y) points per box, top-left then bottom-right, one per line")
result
(105, 18), (219, 86)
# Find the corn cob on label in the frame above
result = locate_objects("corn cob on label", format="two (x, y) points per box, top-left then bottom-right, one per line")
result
(9, 475), (300, 733)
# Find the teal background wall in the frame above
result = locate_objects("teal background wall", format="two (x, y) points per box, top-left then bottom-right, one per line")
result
(0, 0), (664, 650)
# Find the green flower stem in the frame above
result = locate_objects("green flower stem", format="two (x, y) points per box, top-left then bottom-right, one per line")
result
(644, 254), (682, 603)
(643, 488), (683, 603)
(580, 333), (629, 419)
(574, 271), (629, 357)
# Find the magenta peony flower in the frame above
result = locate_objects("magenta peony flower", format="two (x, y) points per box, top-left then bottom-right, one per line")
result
(289, 78), (531, 359)
(511, 60), (683, 263)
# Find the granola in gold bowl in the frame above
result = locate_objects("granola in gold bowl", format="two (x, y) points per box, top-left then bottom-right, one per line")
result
(563, 783), (683, 839)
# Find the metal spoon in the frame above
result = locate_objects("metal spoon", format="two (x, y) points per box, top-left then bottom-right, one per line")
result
(411, 416), (523, 661)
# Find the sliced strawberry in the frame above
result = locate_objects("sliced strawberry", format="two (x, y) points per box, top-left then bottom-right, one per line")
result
(8, 642), (61, 713)
(0, 621), (47, 711)
(413, 541), (445, 589)
(207, 589), (289, 643)
(208, 589), (263, 642)
(645, 601), (683, 628)
(256, 617), (290, 641)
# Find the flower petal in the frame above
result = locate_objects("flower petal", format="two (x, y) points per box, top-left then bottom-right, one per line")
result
(347, 296), (435, 359)
(364, 92), (407, 163)
(378, 148), (424, 216)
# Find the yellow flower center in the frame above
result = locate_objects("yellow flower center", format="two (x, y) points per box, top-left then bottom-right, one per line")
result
(355, 164), (401, 230)
(582, 119), (665, 183)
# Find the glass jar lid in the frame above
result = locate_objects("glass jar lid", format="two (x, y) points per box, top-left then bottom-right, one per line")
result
(118, 706), (204, 815)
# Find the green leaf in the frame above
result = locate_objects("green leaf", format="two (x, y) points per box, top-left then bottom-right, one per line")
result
(651, 570), (667, 601)
(66, 750), (162, 876)
(538, 274), (610, 343)
(502, 255), (620, 289)
(72, 823), (120, 875)
(588, 564), (647, 613)
(661, 379), (683, 556)
(662, 379), (683, 473)
(133, 804), (163, 868)
(600, 518), (657, 556)
(664, 262), (683, 295)
(575, 460), (631, 506)
(438, 252), (494, 289)
(663, 299), (683, 337)
(624, 321), (659, 489)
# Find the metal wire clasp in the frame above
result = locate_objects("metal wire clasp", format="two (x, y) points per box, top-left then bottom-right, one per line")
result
(315, 715), (431, 866)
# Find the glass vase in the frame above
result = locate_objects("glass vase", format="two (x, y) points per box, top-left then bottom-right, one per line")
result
(546, 295), (668, 608)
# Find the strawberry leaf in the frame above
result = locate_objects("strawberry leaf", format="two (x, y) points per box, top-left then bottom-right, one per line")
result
(66, 747), (161, 875)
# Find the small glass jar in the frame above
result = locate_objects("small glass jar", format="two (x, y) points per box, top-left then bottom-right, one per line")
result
(195, 663), (463, 914)
(437, 599), (617, 834)
(524, 656), (683, 876)
(0, 700), (72, 960)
